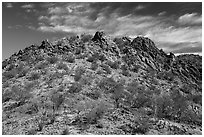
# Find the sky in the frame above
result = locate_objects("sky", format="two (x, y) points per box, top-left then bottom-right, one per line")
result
(2, 2), (202, 60)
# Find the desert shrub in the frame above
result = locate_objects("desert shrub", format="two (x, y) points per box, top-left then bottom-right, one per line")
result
(18, 66), (30, 78)
(68, 35), (79, 43)
(154, 93), (174, 119)
(85, 89), (101, 100)
(81, 34), (92, 43)
(79, 75), (92, 85)
(157, 71), (175, 81)
(106, 60), (120, 69)
(50, 92), (64, 111)
(85, 101), (108, 124)
(169, 89), (188, 119)
(68, 82), (82, 93)
(131, 94), (152, 109)
(35, 61), (48, 70)
(86, 55), (96, 62)
(61, 128), (70, 135)
(131, 64), (140, 73)
(2, 60), (8, 69)
(179, 104), (202, 126)
(3, 85), (32, 104)
(188, 94), (202, 105)
(20, 102), (39, 114)
(46, 56), (58, 64)
(101, 64), (111, 74)
(90, 61), (98, 70)
(133, 114), (150, 134)
(37, 111), (56, 130)
(126, 80), (140, 94)
(27, 128), (38, 135)
(35, 55), (45, 61)
(24, 81), (38, 91)
(6, 64), (15, 71)
(57, 62), (68, 71)
(3, 69), (17, 80)
(97, 77), (117, 93)
(121, 64), (131, 76)
(98, 53), (107, 62)
(63, 53), (75, 63)
(28, 71), (41, 81)
(74, 66), (86, 81)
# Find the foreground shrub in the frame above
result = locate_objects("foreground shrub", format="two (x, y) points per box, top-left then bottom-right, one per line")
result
(106, 60), (120, 69)
(74, 66), (86, 81)
(63, 53), (75, 63)
(50, 92), (64, 111)
(35, 61), (48, 70)
(28, 71), (41, 81)
(47, 56), (59, 64)
(68, 82), (82, 93)
(57, 62), (69, 71)
(90, 61), (98, 70)
(101, 64), (112, 74)
(3, 69), (17, 81)
(3, 85), (32, 104)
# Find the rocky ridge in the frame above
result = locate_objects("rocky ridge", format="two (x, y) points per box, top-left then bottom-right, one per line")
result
(2, 31), (202, 135)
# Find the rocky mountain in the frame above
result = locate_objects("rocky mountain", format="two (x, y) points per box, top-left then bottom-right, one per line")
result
(2, 31), (202, 135)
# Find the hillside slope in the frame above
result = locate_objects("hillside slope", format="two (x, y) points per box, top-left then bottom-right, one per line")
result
(2, 31), (202, 135)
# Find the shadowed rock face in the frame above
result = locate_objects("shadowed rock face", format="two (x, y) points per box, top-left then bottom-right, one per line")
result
(2, 31), (202, 135)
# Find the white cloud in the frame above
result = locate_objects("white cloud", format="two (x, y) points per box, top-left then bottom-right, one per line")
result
(158, 11), (166, 16)
(5, 3), (13, 8)
(135, 5), (145, 11)
(178, 13), (202, 25)
(21, 4), (34, 8)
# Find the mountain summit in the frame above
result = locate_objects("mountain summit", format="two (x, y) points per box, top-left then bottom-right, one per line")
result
(2, 31), (202, 135)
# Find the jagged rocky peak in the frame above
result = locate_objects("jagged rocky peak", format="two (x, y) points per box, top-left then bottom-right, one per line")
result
(92, 31), (106, 42)
(131, 36), (159, 52)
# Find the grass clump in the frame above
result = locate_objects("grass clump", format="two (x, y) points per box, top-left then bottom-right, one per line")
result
(63, 53), (75, 63)
(74, 66), (86, 81)
(47, 56), (59, 64)
(28, 71), (41, 81)
(68, 82), (82, 93)
(57, 62), (69, 71)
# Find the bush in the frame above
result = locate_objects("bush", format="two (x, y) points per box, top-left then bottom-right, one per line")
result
(131, 64), (140, 73)
(6, 64), (15, 71)
(154, 93), (174, 119)
(85, 101), (107, 124)
(121, 64), (131, 76)
(50, 92), (64, 111)
(106, 60), (120, 69)
(86, 55), (96, 62)
(63, 53), (75, 63)
(90, 61), (98, 70)
(47, 56), (59, 64)
(97, 77), (117, 93)
(68, 82), (82, 93)
(35, 61), (48, 70)
(57, 62), (68, 71)
(74, 66), (86, 81)
(3, 69), (17, 80)
(85, 89), (101, 100)
(3, 85), (32, 104)
(101, 64), (111, 74)
(28, 71), (41, 81)
(18, 66), (30, 78)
